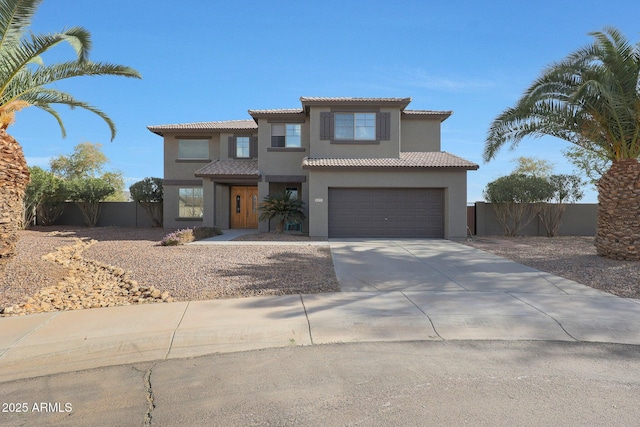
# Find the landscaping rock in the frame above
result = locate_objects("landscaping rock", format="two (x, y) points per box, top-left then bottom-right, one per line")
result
(0, 238), (173, 317)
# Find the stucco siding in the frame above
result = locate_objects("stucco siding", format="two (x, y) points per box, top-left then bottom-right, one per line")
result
(308, 107), (401, 158)
(400, 119), (441, 152)
(164, 134), (219, 180)
(257, 118), (310, 176)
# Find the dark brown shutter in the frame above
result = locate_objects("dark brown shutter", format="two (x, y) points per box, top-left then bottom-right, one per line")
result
(320, 112), (334, 140)
(377, 112), (391, 141)
(228, 136), (236, 158)
(250, 136), (258, 158)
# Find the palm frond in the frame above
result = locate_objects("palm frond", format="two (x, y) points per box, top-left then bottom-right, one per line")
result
(0, 0), (141, 139)
(0, 0), (40, 53)
(484, 26), (640, 162)
(0, 29), (98, 97)
(19, 88), (117, 140)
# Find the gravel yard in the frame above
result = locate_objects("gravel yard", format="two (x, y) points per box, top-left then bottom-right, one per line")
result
(0, 227), (338, 314)
(463, 236), (640, 299)
(2, 228), (639, 316)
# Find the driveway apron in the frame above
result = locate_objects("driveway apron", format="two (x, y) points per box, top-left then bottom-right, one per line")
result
(327, 239), (640, 344)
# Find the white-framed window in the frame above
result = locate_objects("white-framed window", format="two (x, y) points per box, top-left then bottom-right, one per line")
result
(334, 113), (376, 141)
(178, 187), (203, 218)
(178, 139), (209, 159)
(271, 124), (301, 148)
(236, 136), (250, 158)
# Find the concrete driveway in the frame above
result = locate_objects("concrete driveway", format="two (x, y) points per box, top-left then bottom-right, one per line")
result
(1, 238), (640, 383)
(327, 238), (640, 343)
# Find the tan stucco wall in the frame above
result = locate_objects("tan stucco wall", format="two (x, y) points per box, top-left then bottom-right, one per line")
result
(400, 119), (441, 152)
(308, 107), (401, 158)
(255, 117), (310, 232)
(163, 134), (220, 179)
(257, 118), (310, 175)
(307, 169), (469, 239)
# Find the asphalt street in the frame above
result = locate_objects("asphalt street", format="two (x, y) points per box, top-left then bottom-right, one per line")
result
(2, 341), (639, 426)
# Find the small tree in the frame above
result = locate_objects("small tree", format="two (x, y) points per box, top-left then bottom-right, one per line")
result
(22, 167), (52, 228)
(23, 167), (67, 227)
(259, 190), (306, 233)
(37, 180), (68, 226)
(537, 174), (584, 237)
(67, 177), (115, 226)
(130, 177), (163, 227)
(511, 156), (554, 177)
(484, 174), (555, 236)
(50, 142), (126, 201)
(563, 145), (612, 188)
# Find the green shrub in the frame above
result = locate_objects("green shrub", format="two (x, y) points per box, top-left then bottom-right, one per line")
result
(259, 191), (306, 233)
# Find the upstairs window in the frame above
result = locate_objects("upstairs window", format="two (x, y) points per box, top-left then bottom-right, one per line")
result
(228, 135), (257, 158)
(178, 139), (209, 160)
(335, 113), (376, 141)
(320, 112), (390, 142)
(271, 124), (302, 148)
(236, 136), (250, 158)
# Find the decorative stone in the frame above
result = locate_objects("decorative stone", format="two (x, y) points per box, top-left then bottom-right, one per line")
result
(2, 237), (173, 317)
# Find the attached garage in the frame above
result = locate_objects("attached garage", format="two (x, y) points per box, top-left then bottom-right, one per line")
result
(328, 188), (444, 238)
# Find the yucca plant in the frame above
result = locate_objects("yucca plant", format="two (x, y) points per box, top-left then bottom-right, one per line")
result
(258, 190), (306, 233)
(0, 0), (141, 257)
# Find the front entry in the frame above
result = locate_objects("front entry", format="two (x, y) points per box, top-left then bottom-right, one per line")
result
(230, 186), (259, 229)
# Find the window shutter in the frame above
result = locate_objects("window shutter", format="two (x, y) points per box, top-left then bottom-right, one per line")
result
(377, 112), (391, 141)
(228, 136), (236, 158)
(250, 136), (258, 158)
(320, 112), (334, 140)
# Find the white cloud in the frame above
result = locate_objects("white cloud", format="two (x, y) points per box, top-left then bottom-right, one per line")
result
(371, 66), (495, 93)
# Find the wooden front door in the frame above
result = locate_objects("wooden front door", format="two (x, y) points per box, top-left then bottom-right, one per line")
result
(230, 186), (259, 229)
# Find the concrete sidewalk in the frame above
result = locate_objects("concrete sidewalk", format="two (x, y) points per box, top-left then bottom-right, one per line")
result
(1, 239), (639, 383)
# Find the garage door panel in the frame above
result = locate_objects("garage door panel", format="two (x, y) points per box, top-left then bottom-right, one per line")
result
(328, 188), (444, 238)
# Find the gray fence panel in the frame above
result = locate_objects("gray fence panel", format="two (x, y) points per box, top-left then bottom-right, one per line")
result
(53, 202), (156, 228)
(473, 202), (597, 236)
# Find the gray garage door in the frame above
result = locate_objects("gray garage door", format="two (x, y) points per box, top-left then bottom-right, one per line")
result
(328, 188), (444, 238)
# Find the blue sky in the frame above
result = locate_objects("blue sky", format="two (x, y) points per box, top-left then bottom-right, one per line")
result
(11, 0), (640, 202)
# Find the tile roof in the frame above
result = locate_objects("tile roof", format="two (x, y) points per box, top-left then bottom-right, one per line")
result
(302, 152), (479, 170)
(300, 97), (412, 103)
(403, 110), (453, 121)
(300, 97), (413, 109)
(248, 108), (304, 115)
(194, 159), (260, 177)
(147, 120), (257, 135)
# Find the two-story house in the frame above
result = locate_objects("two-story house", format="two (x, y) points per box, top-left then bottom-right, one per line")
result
(147, 97), (478, 239)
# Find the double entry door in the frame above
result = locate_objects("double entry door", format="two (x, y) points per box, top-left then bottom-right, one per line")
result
(230, 186), (259, 229)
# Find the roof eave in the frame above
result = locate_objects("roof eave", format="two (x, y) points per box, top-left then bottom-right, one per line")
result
(302, 164), (479, 171)
(299, 97), (412, 111)
(194, 173), (261, 178)
(402, 110), (454, 122)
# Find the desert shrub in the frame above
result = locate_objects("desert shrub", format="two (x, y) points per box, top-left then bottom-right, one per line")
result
(66, 177), (115, 227)
(160, 227), (222, 246)
(23, 167), (67, 228)
(483, 174), (554, 236)
(130, 177), (163, 227)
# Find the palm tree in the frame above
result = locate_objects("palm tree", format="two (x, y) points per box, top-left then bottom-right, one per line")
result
(0, 0), (141, 257)
(484, 27), (640, 260)
(259, 190), (306, 233)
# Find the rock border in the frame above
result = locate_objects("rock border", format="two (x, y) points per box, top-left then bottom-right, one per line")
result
(1, 238), (173, 317)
